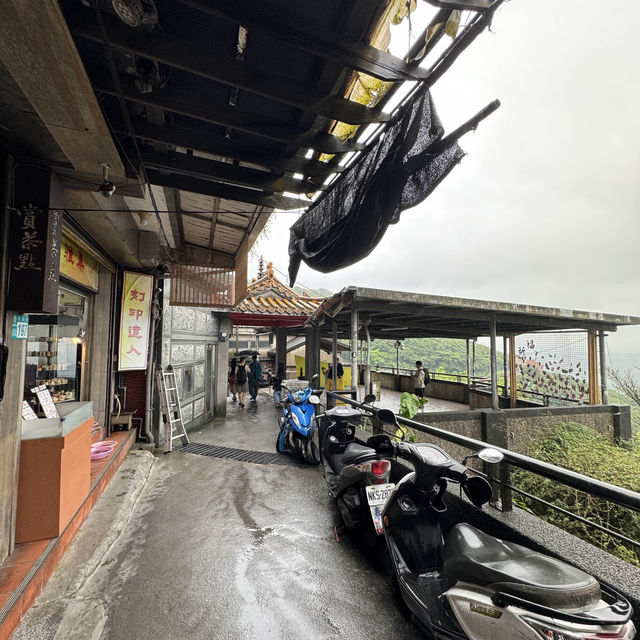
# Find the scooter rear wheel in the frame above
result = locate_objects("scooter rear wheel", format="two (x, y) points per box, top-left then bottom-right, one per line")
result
(305, 439), (320, 465)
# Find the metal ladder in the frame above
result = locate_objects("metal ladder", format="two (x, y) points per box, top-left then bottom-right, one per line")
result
(156, 365), (190, 453)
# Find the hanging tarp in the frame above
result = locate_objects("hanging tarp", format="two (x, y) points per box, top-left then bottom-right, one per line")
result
(288, 89), (465, 285)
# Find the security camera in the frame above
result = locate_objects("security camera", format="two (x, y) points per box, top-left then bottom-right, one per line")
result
(98, 180), (117, 197)
(98, 163), (116, 197)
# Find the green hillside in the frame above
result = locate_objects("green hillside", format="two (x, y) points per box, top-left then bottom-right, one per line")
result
(369, 337), (500, 377)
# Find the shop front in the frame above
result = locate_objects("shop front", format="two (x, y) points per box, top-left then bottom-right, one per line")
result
(15, 226), (117, 542)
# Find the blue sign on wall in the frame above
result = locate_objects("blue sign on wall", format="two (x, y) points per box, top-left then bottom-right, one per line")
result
(11, 314), (29, 339)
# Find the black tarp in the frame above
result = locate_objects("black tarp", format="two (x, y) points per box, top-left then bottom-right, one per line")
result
(288, 89), (465, 285)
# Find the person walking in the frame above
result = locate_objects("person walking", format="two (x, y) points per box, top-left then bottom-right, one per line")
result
(322, 356), (344, 391)
(249, 354), (262, 401)
(236, 357), (250, 408)
(412, 360), (430, 399)
(272, 362), (285, 407)
(228, 358), (238, 402)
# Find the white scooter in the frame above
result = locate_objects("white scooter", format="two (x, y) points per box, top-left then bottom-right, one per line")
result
(375, 408), (636, 640)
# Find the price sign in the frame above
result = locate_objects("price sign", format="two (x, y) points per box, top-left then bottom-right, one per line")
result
(31, 384), (59, 419)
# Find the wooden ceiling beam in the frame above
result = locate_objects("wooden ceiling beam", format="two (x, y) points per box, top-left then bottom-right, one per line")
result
(146, 169), (302, 210)
(69, 10), (388, 127)
(92, 71), (363, 155)
(177, 0), (430, 83)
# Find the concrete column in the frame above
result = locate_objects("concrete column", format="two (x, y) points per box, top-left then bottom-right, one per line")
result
(275, 328), (287, 375)
(466, 339), (470, 389)
(364, 319), (371, 395)
(350, 305), (359, 394)
(489, 317), (499, 410)
(304, 326), (315, 380)
(599, 330), (608, 404)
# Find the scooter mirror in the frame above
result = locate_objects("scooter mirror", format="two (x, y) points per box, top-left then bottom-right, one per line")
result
(462, 475), (493, 508)
(376, 409), (397, 426)
(478, 448), (504, 464)
(363, 394), (376, 405)
(310, 374), (320, 385)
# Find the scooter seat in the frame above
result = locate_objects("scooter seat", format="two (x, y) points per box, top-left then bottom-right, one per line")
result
(342, 442), (378, 466)
(443, 523), (601, 610)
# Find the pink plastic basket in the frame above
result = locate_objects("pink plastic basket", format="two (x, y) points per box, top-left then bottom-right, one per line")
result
(90, 445), (114, 461)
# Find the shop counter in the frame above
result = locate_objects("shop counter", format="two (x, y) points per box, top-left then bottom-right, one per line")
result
(16, 402), (93, 543)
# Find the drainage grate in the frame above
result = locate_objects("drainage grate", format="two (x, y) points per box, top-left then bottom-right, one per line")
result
(179, 442), (308, 467)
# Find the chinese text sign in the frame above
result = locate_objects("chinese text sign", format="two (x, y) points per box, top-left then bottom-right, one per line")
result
(118, 272), (153, 371)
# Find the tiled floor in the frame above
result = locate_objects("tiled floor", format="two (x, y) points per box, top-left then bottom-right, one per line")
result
(0, 428), (136, 640)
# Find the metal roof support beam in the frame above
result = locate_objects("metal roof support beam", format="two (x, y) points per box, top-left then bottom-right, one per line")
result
(122, 122), (342, 178)
(146, 170), (302, 210)
(70, 11), (389, 126)
(93, 72), (363, 155)
(141, 150), (320, 195)
(177, 0), (432, 83)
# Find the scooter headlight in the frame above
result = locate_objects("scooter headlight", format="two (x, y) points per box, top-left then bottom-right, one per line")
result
(521, 616), (635, 640)
(290, 413), (301, 428)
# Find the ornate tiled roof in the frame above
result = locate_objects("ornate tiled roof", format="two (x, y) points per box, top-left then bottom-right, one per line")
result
(233, 262), (321, 318)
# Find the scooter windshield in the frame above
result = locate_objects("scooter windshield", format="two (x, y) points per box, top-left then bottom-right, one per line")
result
(295, 388), (312, 403)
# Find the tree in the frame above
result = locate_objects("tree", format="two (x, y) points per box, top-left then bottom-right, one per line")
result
(608, 367), (640, 408)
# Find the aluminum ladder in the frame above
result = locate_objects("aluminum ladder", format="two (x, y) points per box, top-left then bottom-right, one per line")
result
(156, 365), (189, 453)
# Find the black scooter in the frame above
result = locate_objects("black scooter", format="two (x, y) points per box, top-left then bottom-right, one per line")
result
(375, 409), (636, 640)
(318, 394), (396, 541)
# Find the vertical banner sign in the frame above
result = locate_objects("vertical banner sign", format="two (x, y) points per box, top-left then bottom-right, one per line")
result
(7, 166), (63, 313)
(118, 272), (154, 371)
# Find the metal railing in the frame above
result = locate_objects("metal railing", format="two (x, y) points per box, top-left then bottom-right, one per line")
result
(372, 367), (587, 407)
(326, 391), (640, 551)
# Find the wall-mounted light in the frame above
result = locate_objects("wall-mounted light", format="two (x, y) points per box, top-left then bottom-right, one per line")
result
(73, 329), (86, 344)
(219, 331), (229, 342)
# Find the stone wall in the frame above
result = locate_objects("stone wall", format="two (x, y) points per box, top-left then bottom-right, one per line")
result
(160, 280), (230, 432)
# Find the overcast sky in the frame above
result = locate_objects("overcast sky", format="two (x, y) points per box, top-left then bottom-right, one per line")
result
(249, 0), (640, 360)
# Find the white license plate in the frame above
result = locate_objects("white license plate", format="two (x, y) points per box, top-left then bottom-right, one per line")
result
(366, 483), (395, 535)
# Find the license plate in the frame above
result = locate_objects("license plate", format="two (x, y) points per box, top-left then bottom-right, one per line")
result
(366, 483), (395, 535)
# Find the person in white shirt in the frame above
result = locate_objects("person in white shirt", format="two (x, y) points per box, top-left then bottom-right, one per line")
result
(411, 360), (430, 398)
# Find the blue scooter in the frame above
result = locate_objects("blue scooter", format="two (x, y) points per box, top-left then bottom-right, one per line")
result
(276, 375), (322, 465)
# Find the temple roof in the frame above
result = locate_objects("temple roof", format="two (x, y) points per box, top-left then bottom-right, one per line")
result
(232, 262), (321, 326)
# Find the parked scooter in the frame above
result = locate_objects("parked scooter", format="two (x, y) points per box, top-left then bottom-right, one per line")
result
(375, 409), (636, 640)
(276, 375), (322, 465)
(318, 394), (396, 541)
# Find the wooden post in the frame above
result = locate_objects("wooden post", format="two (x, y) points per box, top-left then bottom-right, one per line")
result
(502, 336), (508, 398)
(509, 334), (517, 408)
(588, 331), (599, 404)
(489, 317), (499, 410)
(599, 330), (608, 404)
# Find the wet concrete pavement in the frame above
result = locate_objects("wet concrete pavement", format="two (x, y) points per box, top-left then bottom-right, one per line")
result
(13, 395), (423, 640)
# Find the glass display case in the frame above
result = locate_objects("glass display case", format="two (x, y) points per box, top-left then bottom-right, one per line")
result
(25, 315), (81, 407)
